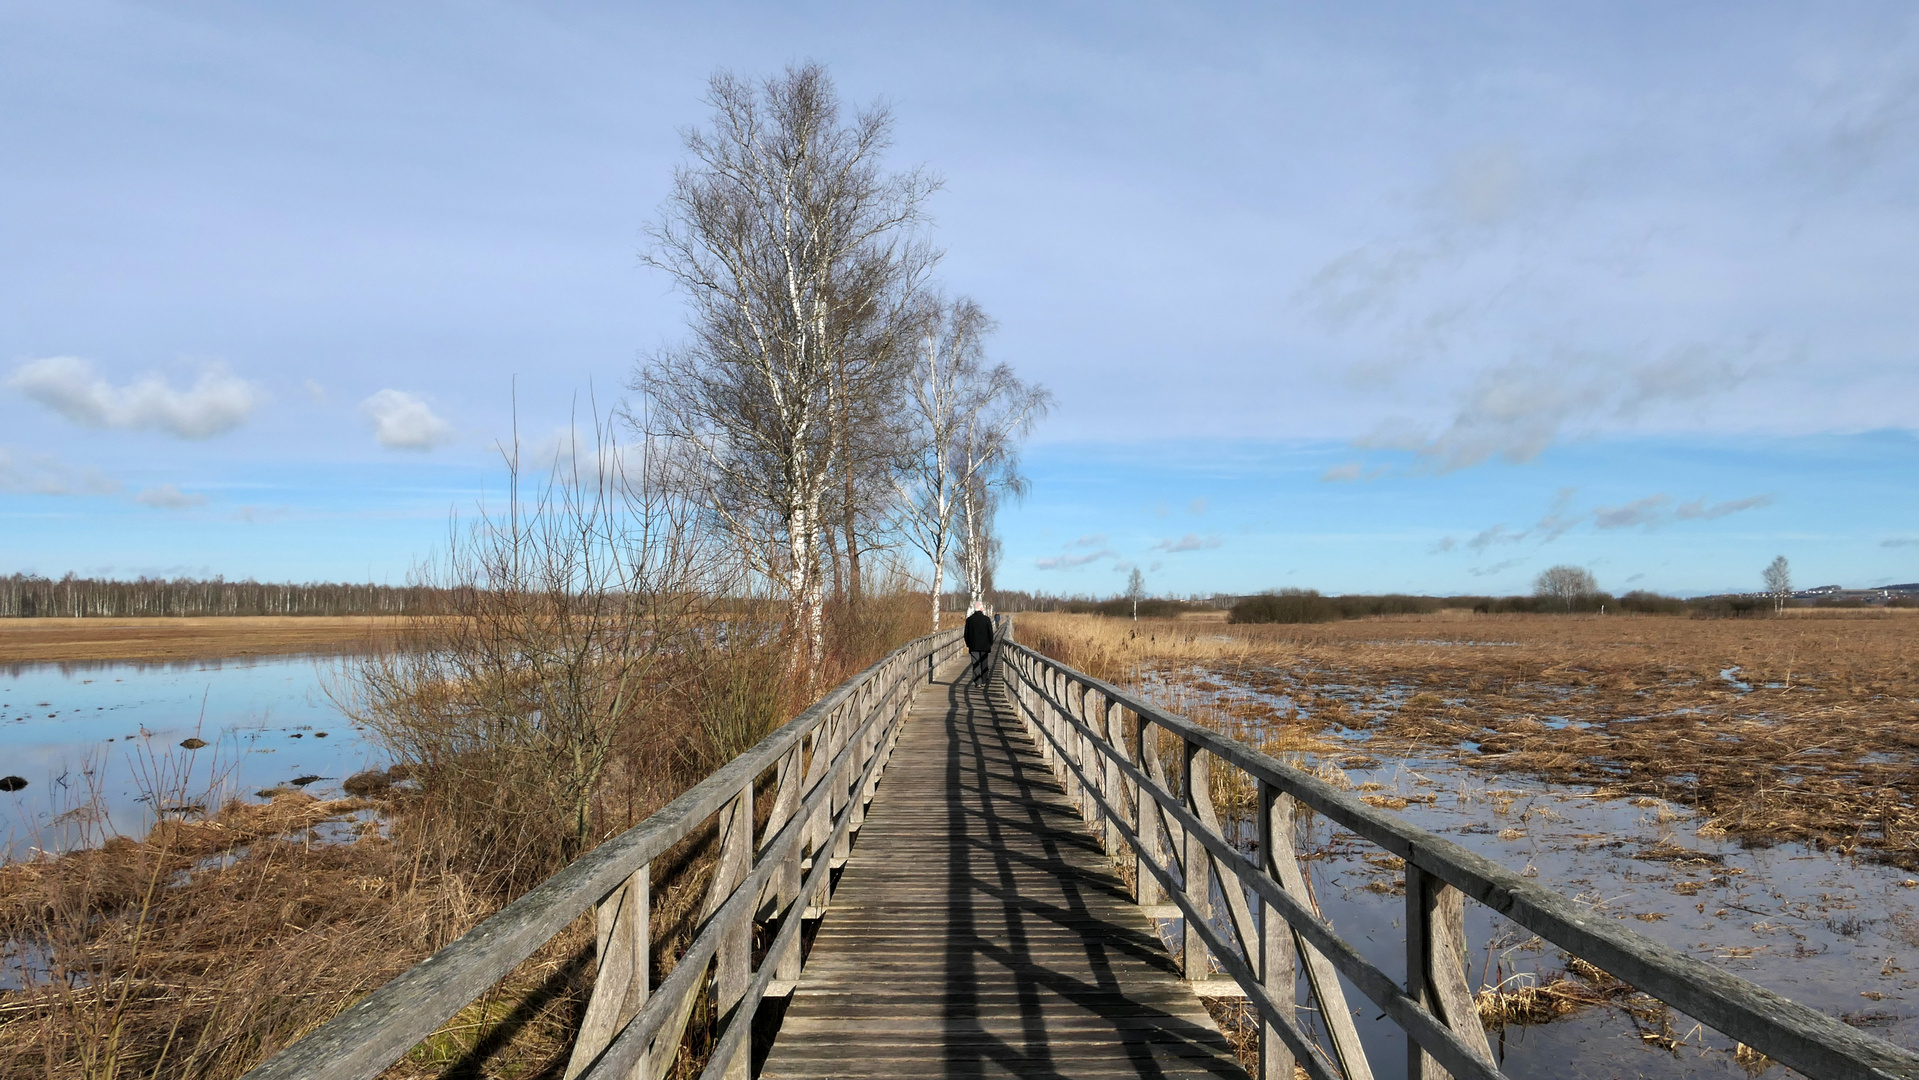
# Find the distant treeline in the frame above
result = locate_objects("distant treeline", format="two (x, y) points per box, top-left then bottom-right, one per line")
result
(981, 590), (1218, 618)
(0, 573), (446, 618)
(1225, 587), (1914, 624)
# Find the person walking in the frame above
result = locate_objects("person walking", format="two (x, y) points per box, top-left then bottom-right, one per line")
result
(964, 603), (995, 684)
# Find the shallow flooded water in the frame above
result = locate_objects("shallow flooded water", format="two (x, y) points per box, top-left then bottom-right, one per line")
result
(1141, 664), (1919, 1078)
(0, 655), (383, 856)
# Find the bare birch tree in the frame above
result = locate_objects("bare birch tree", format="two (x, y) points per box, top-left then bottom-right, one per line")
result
(897, 296), (1049, 628)
(949, 472), (1004, 610)
(951, 381), (1044, 609)
(895, 298), (986, 631)
(634, 64), (936, 670)
(1763, 555), (1792, 613)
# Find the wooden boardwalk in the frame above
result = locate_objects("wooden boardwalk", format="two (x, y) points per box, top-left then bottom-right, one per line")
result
(761, 661), (1248, 1080)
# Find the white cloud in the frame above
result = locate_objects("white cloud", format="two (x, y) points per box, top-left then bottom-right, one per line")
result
(132, 484), (206, 509)
(1150, 533), (1222, 554)
(361, 389), (453, 451)
(6, 357), (260, 439)
(303, 379), (327, 403)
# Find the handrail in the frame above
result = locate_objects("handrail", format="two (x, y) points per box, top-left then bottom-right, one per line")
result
(997, 635), (1919, 1080)
(244, 625), (969, 1080)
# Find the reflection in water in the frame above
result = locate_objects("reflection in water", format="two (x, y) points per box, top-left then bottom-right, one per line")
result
(0, 654), (386, 856)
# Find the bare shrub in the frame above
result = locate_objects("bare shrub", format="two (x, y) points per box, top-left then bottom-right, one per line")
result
(348, 418), (731, 885)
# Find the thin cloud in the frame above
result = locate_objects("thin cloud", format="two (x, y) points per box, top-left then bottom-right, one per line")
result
(361, 389), (453, 451)
(1321, 462), (1366, 482)
(0, 446), (120, 497)
(1358, 342), (1778, 474)
(1468, 558), (1524, 577)
(1429, 537), (1457, 554)
(7, 357), (260, 439)
(1035, 549), (1116, 571)
(1188, 498), (1208, 515)
(1068, 533), (1108, 548)
(1466, 523), (1526, 552)
(1676, 494), (1773, 520)
(1535, 487), (1581, 542)
(1593, 495), (1673, 530)
(1151, 533), (1222, 553)
(133, 484), (206, 509)
(1881, 538), (1919, 548)
(1592, 492), (1772, 530)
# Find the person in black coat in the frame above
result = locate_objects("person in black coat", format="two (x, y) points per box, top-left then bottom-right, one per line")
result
(963, 604), (995, 683)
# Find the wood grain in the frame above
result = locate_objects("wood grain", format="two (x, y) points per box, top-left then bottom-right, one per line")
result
(760, 665), (1247, 1080)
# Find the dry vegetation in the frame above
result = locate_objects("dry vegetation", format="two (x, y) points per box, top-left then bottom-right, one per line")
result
(1016, 610), (1919, 866)
(0, 616), (410, 666)
(0, 592), (928, 1080)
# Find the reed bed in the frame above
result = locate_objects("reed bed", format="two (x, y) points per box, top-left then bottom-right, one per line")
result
(0, 591), (931, 1080)
(1015, 611), (1919, 867)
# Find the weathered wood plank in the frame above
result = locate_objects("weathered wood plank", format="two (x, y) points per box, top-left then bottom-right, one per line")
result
(760, 664), (1248, 1080)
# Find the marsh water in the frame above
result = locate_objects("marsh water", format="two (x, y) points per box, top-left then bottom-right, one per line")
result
(6, 650), (1913, 1076)
(0, 655), (381, 856)
(1142, 663), (1919, 1079)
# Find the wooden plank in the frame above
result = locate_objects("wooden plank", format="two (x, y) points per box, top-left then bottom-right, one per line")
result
(760, 663), (1248, 1080)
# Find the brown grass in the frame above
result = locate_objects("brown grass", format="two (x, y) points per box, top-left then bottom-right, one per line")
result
(0, 616), (411, 665)
(0, 591), (930, 1079)
(1016, 611), (1919, 866)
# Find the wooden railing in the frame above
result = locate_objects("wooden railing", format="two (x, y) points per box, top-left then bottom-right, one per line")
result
(244, 626), (969, 1080)
(998, 634), (1919, 1080)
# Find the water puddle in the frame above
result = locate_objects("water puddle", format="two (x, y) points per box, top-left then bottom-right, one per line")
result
(1138, 665), (1919, 1076)
(0, 655), (383, 856)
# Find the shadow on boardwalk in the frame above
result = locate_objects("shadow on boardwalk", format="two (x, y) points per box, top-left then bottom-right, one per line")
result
(761, 662), (1246, 1080)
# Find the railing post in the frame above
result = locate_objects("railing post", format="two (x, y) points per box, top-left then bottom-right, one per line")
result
(715, 785), (755, 1080)
(1075, 683), (1096, 828)
(1181, 739), (1212, 981)
(1134, 716), (1163, 909)
(1406, 867), (1494, 1080)
(1256, 783), (1294, 1080)
(564, 864), (650, 1080)
(1059, 674), (1081, 805)
(1101, 696), (1122, 857)
(772, 746), (806, 981)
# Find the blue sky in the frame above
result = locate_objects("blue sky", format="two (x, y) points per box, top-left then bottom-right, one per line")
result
(2, 2), (1915, 596)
